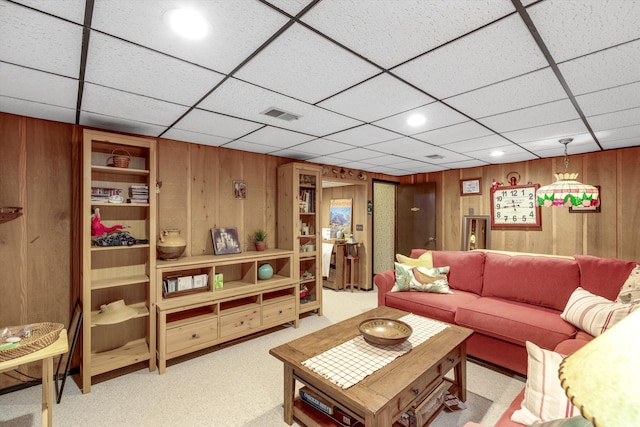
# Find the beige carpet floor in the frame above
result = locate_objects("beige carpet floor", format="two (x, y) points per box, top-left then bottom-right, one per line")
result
(0, 287), (524, 426)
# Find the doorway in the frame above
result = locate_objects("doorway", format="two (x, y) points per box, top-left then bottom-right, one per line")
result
(396, 182), (436, 257)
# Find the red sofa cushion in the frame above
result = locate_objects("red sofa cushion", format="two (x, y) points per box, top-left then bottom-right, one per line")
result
(384, 289), (480, 324)
(410, 249), (486, 295)
(482, 252), (580, 311)
(455, 297), (577, 350)
(574, 254), (637, 300)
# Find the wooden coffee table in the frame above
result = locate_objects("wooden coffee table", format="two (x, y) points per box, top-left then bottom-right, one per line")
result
(269, 306), (473, 426)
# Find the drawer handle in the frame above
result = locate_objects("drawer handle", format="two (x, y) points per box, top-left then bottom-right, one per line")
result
(449, 357), (455, 364)
(413, 388), (420, 396)
(279, 310), (283, 314)
(240, 320), (244, 325)
(191, 334), (198, 339)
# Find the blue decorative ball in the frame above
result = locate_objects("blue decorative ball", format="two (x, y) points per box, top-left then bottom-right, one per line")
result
(258, 263), (274, 280)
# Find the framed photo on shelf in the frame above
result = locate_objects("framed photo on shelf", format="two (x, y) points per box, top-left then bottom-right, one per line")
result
(569, 186), (601, 213)
(233, 180), (246, 199)
(211, 227), (242, 255)
(460, 178), (482, 196)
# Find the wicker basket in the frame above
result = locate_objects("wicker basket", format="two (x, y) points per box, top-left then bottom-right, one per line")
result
(107, 149), (131, 168)
(0, 322), (64, 362)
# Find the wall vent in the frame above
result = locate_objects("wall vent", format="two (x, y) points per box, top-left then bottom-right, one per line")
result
(426, 154), (445, 160)
(261, 107), (301, 121)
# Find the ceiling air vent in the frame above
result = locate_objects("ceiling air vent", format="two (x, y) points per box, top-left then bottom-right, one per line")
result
(261, 107), (301, 121)
(426, 154), (445, 160)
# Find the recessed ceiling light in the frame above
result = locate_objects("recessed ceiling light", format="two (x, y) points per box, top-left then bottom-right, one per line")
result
(164, 9), (208, 40)
(490, 150), (504, 157)
(407, 114), (426, 127)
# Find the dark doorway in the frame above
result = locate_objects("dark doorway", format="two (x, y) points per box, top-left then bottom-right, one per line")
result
(396, 182), (436, 257)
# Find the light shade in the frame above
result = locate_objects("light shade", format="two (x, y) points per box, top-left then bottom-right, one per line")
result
(536, 173), (600, 207)
(558, 309), (640, 426)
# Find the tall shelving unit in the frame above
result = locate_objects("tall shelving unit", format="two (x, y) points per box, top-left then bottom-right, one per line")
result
(277, 162), (323, 318)
(81, 129), (157, 393)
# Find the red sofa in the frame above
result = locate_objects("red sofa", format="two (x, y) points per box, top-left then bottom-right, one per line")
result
(375, 249), (636, 426)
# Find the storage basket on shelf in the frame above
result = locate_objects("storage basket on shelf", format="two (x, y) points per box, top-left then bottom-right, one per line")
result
(107, 149), (131, 168)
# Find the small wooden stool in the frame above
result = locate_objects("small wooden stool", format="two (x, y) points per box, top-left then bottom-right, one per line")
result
(343, 255), (360, 292)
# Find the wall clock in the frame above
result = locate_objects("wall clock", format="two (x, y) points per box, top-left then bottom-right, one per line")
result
(490, 184), (541, 228)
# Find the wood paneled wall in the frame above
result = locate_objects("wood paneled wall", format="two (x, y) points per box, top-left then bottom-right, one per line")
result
(1, 111), (638, 389)
(400, 148), (640, 261)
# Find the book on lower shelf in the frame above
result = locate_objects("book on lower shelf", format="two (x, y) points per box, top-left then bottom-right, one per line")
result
(299, 387), (362, 426)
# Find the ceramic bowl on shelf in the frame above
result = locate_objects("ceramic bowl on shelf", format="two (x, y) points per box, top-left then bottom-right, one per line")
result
(358, 318), (412, 346)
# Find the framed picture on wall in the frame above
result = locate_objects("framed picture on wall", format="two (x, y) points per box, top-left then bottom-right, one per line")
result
(233, 180), (246, 199)
(460, 178), (482, 195)
(211, 227), (242, 255)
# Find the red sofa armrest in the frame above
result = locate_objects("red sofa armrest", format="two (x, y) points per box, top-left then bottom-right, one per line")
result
(374, 270), (395, 306)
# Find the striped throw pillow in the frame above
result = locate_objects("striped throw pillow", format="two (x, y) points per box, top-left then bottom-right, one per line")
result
(561, 287), (639, 336)
(511, 341), (578, 424)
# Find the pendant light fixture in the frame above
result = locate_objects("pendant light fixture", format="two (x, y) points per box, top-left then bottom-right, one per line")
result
(536, 138), (600, 207)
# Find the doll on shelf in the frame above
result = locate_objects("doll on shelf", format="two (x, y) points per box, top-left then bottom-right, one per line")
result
(91, 208), (124, 238)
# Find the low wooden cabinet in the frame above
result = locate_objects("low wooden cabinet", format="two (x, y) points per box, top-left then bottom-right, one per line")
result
(155, 249), (298, 373)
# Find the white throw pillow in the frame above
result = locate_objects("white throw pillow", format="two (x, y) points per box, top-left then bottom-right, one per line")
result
(617, 264), (640, 304)
(561, 287), (638, 336)
(511, 342), (579, 424)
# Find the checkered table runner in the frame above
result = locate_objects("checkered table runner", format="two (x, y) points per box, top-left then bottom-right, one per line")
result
(301, 314), (448, 389)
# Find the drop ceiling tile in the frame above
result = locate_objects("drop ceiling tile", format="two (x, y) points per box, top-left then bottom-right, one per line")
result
(223, 140), (281, 154)
(441, 159), (490, 170)
(239, 126), (314, 148)
(336, 148), (394, 162)
(263, 0), (314, 16)
(162, 128), (232, 147)
(291, 138), (354, 156)
(576, 82), (640, 117)
(503, 119), (589, 144)
(596, 125), (640, 150)
(172, 109), (262, 140)
(326, 125), (401, 147)
(306, 155), (346, 166)
(318, 73), (434, 122)
(0, 2), (82, 77)
(412, 121), (495, 146)
(0, 96), (76, 124)
(85, 33), (225, 106)
(520, 136), (599, 157)
(417, 148), (473, 165)
(559, 40), (640, 96)
(301, 0), (514, 69)
(81, 83), (188, 127)
(476, 151), (538, 164)
(443, 134), (515, 153)
(366, 137), (436, 156)
(91, 0), (288, 74)
(234, 23), (380, 104)
(588, 108), (640, 134)
(446, 68), (566, 119)
(11, 0), (86, 23)
(372, 102), (467, 135)
(270, 148), (316, 161)
(198, 78), (362, 136)
(0, 63), (77, 109)
(393, 14), (548, 99)
(79, 111), (167, 137)
(528, 0), (640, 63)
(403, 164), (449, 173)
(479, 99), (580, 133)
(360, 155), (406, 167)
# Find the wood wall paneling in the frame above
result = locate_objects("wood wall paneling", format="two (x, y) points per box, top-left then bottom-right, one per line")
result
(157, 138), (191, 255)
(617, 148), (640, 261)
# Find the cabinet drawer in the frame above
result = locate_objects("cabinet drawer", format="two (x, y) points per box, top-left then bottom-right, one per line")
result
(166, 317), (218, 354)
(263, 299), (295, 327)
(414, 380), (449, 426)
(220, 307), (260, 338)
